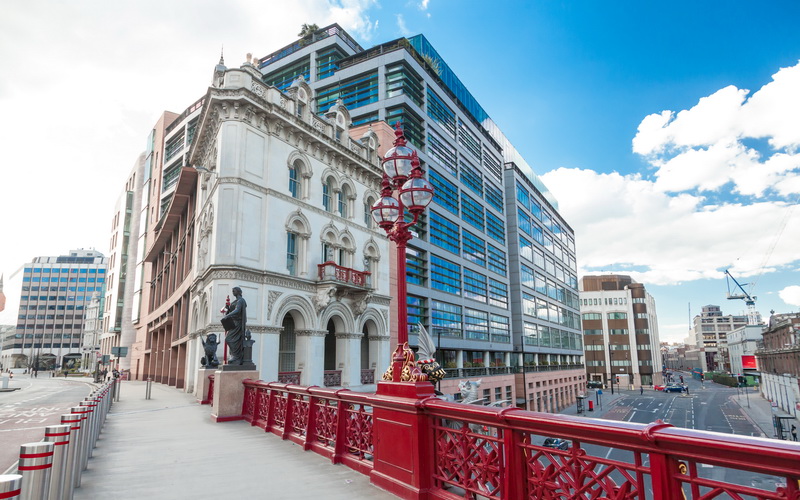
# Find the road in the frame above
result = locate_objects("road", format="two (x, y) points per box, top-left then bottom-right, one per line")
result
(577, 378), (784, 494)
(0, 374), (94, 472)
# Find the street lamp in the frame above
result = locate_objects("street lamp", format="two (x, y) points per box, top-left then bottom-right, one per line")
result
(372, 125), (434, 382)
(609, 346), (614, 395)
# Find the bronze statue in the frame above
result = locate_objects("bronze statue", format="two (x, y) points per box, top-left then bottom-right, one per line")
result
(221, 287), (247, 365)
(200, 333), (220, 368)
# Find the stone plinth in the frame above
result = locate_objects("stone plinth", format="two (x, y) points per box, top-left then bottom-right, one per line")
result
(196, 368), (216, 404)
(211, 369), (259, 422)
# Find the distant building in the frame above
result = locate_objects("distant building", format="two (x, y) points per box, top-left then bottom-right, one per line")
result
(579, 275), (663, 388)
(756, 312), (799, 418)
(691, 305), (749, 373)
(727, 324), (763, 376)
(1, 249), (108, 370)
(82, 291), (104, 373)
(101, 154), (145, 374)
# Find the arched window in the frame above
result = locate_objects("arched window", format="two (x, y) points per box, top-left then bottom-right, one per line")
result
(323, 178), (335, 212)
(288, 165), (299, 198)
(364, 195), (375, 228)
(287, 232), (298, 275)
(285, 211), (311, 276)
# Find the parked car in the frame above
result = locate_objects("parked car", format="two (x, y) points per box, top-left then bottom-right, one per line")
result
(587, 380), (604, 389)
(542, 438), (571, 450)
(664, 384), (685, 393)
(654, 384), (666, 391)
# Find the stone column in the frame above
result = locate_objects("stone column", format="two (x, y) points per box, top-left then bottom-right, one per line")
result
(296, 329), (326, 386)
(368, 335), (390, 382)
(336, 332), (362, 387)
(255, 326), (282, 383)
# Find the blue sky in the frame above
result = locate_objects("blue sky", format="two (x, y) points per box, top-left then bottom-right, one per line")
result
(1, 1), (798, 343)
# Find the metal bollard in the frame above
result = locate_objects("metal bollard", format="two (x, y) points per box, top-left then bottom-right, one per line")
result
(59, 414), (80, 500)
(145, 377), (153, 400)
(0, 474), (23, 499)
(43, 425), (70, 500)
(18, 442), (53, 500)
(69, 406), (90, 479)
(79, 400), (97, 458)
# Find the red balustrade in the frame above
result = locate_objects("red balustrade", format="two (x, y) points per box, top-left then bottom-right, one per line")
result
(240, 380), (800, 499)
(317, 261), (371, 287)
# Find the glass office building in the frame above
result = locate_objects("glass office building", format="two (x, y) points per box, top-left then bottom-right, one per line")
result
(256, 24), (583, 411)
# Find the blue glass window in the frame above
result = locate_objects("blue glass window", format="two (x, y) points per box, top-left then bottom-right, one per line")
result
(518, 212), (532, 237)
(316, 46), (345, 80)
(463, 269), (487, 303)
(464, 308), (488, 341)
(288, 166), (299, 198)
(522, 292), (536, 317)
(486, 211), (504, 244)
(431, 255), (461, 295)
(427, 130), (457, 176)
(386, 63), (424, 107)
(484, 182), (503, 213)
(516, 181), (530, 210)
(427, 88), (455, 138)
(317, 71), (379, 113)
(461, 192), (484, 232)
(532, 223), (544, 245)
(462, 230), (486, 267)
(429, 170), (458, 215)
(520, 237), (533, 262)
(432, 300), (462, 339)
(487, 244), (506, 276)
(387, 105), (425, 149)
(264, 57), (310, 90)
(483, 150), (502, 181)
(406, 247), (427, 286)
(489, 280), (508, 309)
(457, 118), (481, 162)
(430, 212), (460, 255)
(521, 265), (535, 288)
(490, 314), (510, 343)
(460, 160), (482, 197)
(408, 295), (428, 327)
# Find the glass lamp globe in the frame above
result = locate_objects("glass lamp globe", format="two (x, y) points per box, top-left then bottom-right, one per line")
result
(371, 195), (400, 226)
(382, 144), (415, 180)
(399, 176), (434, 213)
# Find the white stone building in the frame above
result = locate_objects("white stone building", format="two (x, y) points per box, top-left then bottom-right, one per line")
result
(184, 56), (391, 389)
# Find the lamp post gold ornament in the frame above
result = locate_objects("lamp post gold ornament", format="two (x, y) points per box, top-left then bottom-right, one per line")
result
(371, 125), (435, 382)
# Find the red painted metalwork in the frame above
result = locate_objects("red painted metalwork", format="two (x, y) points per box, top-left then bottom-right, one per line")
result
(317, 262), (371, 286)
(206, 374), (215, 406)
(239, 378), (800, 500)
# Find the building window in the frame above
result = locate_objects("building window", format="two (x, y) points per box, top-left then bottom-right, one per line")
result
(316, 46), (345, 80)
(464, 308), (489, 341)
(286, 232), (298, 276)
(608, 312), (628, 320)
(463, 350), (484, 368)
(457, 118), (481, 162)
(406, 247), (427, 286)
(463, 269), (487, 303)
(322, 178), (335, 212)
(427, 130), (457, 176)
(430, 170), (459, 215)
(460, 160), (482, 197)
(387, 105), (425, 149)
(407, 295), (428, 328)
(462, 230), (486, 267)
(386, 62), (424, 106)
(264, 57), (311, 91)
(487, 244), (506, 276)
(488, 279), (508, 308)
(490, 315), (510, 343)
(583, 329), (603, 335)
(288, 166), (299, 198)
(430, 212), (460, 255)
(582, 313), (602, 320)
(486, 211), (505, 244)
(432, 300), (462, 339)
(524, 323), (539, 346)
(431, 255), (461, 295)
(427, 87), (456, 139)
(609, 329), (629, 335)
(461, 192), (484, 232)
(484, 182), (503, 213)
(317, 71), (379, 113)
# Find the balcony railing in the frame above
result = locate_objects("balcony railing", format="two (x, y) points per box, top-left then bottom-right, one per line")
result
(323, 370), (341, 387)
(241, 380), (800, 500)
(278, 371), (301, 385)
(317, 262), (371, 287)
(360, 369), (375, 385)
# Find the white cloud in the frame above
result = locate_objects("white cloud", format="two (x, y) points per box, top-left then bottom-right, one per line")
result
(396, 14), (410, 36)
(631, 62), (800, 197)
(0, 0), (378, 325)
(542, 167), (800, 286)
(420, 0), (431, 10)
(779, 286), (800, 307)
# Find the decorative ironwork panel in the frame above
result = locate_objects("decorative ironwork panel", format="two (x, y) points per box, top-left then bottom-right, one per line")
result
(360, 369), (375, 385)
(345, 404), (374, 461)
(242, 382), (255, 418)
(291, 396), (309, 436)
(324, 370), (342, 387)
(314, 399), (338, 448)
(256, 388), (270, 423)
(273, 392), (288, 430)
(433, 419), (503, 499)
(278, 371), (301, 384)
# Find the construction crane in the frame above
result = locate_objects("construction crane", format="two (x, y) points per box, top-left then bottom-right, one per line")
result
(724, 270), (760, 325)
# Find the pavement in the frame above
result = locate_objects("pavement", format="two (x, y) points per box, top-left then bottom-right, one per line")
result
(73, 379), (394, 500)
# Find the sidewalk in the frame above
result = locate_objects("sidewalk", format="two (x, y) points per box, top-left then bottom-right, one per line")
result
(75, 380), (394, 500)
(730, 386), (799, 440)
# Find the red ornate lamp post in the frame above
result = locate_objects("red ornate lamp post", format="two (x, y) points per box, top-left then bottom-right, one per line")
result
(371, 125), (434, 382)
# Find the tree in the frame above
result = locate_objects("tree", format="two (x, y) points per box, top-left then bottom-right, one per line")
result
(298, 24), (319, 39)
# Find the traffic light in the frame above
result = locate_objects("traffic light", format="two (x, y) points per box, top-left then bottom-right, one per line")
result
(738, 375), (746, 386)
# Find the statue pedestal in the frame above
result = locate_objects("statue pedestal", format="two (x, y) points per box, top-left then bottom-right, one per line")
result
(210, 368), (259, 422)
(196, 368), (216, 404)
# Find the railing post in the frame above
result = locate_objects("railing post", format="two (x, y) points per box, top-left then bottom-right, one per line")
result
(0, 475), (22, 500)
(59, 414), (80, 500)
(650, 452), (684, 500)
(303, 395), (319, 451)
(500, 409), (526, 499)
(43, 425), (70, 500)
(332, 399), (349, 465)
(18, 442), (53, 500)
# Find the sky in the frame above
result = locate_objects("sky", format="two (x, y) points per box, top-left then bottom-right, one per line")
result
(1, 1), (799, 344)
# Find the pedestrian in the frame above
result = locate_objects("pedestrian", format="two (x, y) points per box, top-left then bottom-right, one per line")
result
(792, 425), (797, 442)
(640, 386), (644, 395)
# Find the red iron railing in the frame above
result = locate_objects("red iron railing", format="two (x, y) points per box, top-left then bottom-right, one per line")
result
(317, 262), (371, 287)
(239, 380), (800, 499)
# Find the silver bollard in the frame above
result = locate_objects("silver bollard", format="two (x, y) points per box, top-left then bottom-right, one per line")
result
(69, 407), (90, 479)
(18, 442), (53, 500)
(79, 400), (97, 458)
(0, 474), (23, 499)
(44, 425), (70, 500)
(145, 377), (153, 400)
(59, 414), (80, 500)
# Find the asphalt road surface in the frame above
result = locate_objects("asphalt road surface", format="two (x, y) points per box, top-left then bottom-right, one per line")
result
(0, 374), (94, 472)
(578, 379), (785, 495)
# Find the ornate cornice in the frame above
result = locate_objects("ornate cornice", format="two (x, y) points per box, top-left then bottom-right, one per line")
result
(367, 335), (390, 342)
(335, 332), (363, 340)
